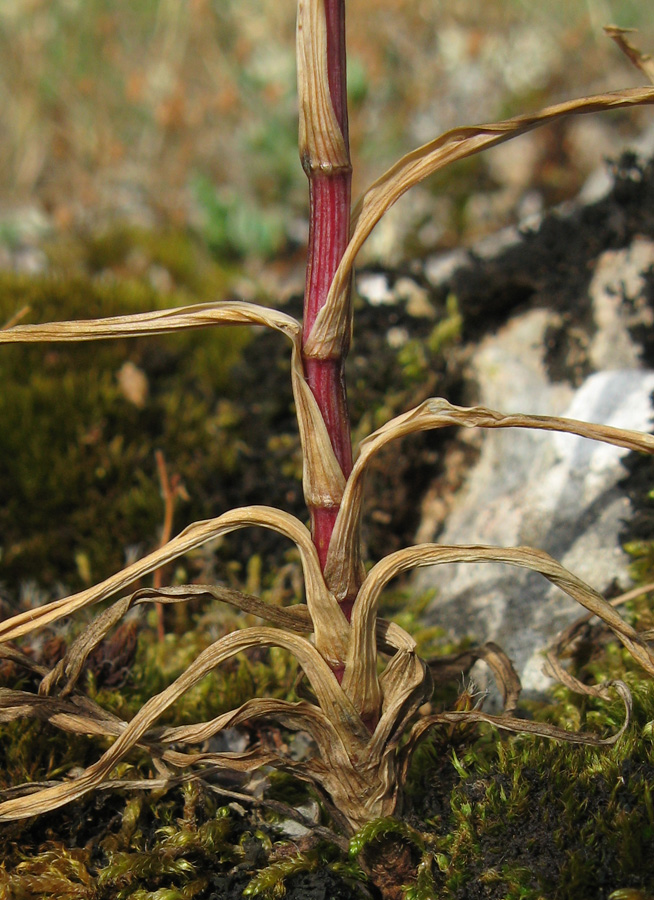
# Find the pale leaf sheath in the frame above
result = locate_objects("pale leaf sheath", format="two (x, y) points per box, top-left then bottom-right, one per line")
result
(0, 302), (348, 660)
(296, 0), (349, 173)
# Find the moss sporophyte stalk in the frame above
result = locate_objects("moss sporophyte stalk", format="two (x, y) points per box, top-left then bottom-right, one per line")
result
(1, 0), (654, 854)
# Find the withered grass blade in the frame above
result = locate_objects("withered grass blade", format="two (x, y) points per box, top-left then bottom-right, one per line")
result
(401, 678), (633, 783)
(305, 85), (654, 357)
(341, 543), (654, 715)
(605, 27), (654, 83)
(40, 584), (314, 698)
(325, 397), (654, 599)
(0, 626), (366, 821)
(0, 506), (348, 666)
(0, 687), (127, 736)
(367, 651), (432, 757)
(0, 300), (301, 343)
(0, 299), (346, 526)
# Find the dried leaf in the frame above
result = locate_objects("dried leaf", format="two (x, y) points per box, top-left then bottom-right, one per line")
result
(0, 300), (300, 344)
(41, 583), (310, 697)
(0, 506), (349, 668)
(0, 299), (345, 527)
(325, 397), (654, 599)
(401, 678), (633, 783)
(305, 85), (654, 357)
(341, 542), (654, 721)
(369, 650), (432, 756)
(606, 27), (654, 83)
(0, 626), (367, 821)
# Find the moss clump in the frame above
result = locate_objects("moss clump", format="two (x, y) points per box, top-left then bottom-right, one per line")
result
(1, 596), (654, 899)
(0, 216), (265, 598)
(400, 639), (654, 900)
(0, 266), (253, 595)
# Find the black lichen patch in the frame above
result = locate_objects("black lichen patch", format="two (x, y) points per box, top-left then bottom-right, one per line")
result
(451, 154), (654, 386)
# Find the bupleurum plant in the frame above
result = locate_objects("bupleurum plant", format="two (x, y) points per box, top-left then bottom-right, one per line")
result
(1, 5), (654, 838)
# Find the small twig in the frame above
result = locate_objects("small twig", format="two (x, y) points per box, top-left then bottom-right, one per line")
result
(152, 449), (188, 640)
(606, 579), (654, 610)
(2, 305), (31, 330)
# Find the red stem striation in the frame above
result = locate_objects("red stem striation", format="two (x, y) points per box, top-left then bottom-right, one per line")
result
(301, 0), (355, 600)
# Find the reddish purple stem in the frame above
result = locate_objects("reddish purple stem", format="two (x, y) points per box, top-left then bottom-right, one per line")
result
(301, 0), (356, 612)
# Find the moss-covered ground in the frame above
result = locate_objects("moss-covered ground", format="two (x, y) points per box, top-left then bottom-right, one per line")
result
(1, 586), (653, 900)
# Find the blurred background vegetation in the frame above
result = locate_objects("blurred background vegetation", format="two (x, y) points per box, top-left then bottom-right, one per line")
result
(1, 0), (653, 259)
(1, 0), (654, 602)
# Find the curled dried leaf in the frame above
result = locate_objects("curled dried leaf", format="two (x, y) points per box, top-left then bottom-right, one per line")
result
(325, 397), (654, 599)
(0, 626), (367, 821)
(0, 300), (301, 344)
(0, 300), (345, 517)
(41, 584), (313, 698)
(305, 85), (654, 357)
(0, 506), (349, 668)
(401, 679), (633, 783)
(342, 542), (654, 723)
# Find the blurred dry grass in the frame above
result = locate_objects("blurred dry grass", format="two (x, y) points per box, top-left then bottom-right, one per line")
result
(0, 0), (652, 252)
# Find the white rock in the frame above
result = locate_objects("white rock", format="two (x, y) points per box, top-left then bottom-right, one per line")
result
(589, 238), (654, 370)
(424, 249), (471, 287)
(415, 299), (654, 699)
(356, 272), (395, 306)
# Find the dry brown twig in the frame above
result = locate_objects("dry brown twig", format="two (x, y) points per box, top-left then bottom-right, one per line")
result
(152, 449), (189, 640)
(0, 9), (654, 834)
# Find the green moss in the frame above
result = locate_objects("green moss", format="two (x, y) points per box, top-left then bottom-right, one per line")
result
(348, 817), (425, 859)
(243, 845), (366, 899)
(427, 293), (462, 355)
(2, 605), (654, 899)
(0, 258), (254, 595)
(402, 666), (654, 899)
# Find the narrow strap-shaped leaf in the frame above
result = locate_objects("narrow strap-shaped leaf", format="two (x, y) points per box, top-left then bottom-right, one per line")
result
(0, 298), (347, 621)
(400, 679), (633, 783)
(342, 543), (654, 718)
(0, 506), (348, 666)
(606, 27), (654, 83)
(40, 584), (313, 697)
(305, 85), (654, 358)
(0, 626), (367, 821)
(325, 397), (654, 599)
